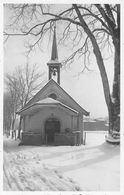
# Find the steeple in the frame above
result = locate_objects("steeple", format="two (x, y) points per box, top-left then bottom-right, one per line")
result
(51, 26), (58, 60)
(47, 26), (62, 85)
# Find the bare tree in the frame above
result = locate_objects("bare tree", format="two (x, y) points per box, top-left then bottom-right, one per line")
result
(5, 62), (45, 138)
(5, 74), (19, 138)
(4, 4), (120, 134)
(3, 92), (13, 136)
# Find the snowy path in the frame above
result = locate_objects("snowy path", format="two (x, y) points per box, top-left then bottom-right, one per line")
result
(3, 131), (120, 191)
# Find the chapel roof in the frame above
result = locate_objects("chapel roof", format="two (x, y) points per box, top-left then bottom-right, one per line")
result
(18, 79), (89, 116)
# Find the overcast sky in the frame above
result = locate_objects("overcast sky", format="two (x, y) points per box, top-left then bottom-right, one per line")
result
(3, 4), (115, 119)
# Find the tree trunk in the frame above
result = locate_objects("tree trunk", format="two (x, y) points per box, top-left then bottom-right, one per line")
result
(110, 36), (120, 132)
(73, 4), (113, 133)
(17, 115), (23, 139)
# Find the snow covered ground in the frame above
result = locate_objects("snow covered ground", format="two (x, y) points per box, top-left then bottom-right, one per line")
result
(3, 131), (120, 191)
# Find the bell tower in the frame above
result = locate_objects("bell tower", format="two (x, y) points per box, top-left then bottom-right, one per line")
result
(47, 26), (62, 84)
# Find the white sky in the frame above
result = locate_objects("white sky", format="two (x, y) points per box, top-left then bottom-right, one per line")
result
(3, 3), (115, 119)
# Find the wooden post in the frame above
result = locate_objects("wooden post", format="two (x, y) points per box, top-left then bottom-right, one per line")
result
(57, 67), (60, 84)
(71, 115), (73, 130)
(77, 114), (79, 131)
(76, 114), (79, 145)
(82, 115), (84, 144)
(49, 67), (52, 80)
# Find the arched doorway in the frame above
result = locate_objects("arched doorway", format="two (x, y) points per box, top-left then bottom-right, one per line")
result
(45, 118), (60, 144)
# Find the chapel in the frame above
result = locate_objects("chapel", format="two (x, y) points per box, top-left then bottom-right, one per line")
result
(17, 27), (89, 145)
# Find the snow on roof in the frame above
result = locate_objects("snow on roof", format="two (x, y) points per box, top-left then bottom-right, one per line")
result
(17, 97), (78, 114)
(36, 97), (60, 104)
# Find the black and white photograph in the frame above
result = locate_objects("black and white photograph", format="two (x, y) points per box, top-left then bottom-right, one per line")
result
(2, 0), (123, 193)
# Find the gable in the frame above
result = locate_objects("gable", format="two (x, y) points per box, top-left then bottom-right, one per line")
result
(22, 79), (89, 116)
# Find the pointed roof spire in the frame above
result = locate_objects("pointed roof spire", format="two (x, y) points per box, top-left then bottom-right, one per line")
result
(51, 25), (58, 60)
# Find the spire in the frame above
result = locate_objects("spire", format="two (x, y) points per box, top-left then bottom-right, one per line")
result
(51, 26), (58, 61)
(47, 25), (62, 85)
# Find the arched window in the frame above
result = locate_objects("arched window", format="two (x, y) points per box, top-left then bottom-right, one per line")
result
(48, 93), (57, 100)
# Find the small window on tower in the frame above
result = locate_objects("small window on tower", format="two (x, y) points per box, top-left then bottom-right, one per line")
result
(48, 93), (57, 100)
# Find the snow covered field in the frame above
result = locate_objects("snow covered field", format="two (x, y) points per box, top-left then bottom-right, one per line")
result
(3, 131), (120, 191)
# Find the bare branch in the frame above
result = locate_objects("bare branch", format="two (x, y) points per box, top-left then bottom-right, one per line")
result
(5, 62), (45, 109)
(95, 4), (116, 36)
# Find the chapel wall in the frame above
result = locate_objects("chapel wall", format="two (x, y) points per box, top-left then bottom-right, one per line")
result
(24, 107), (77, 134)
